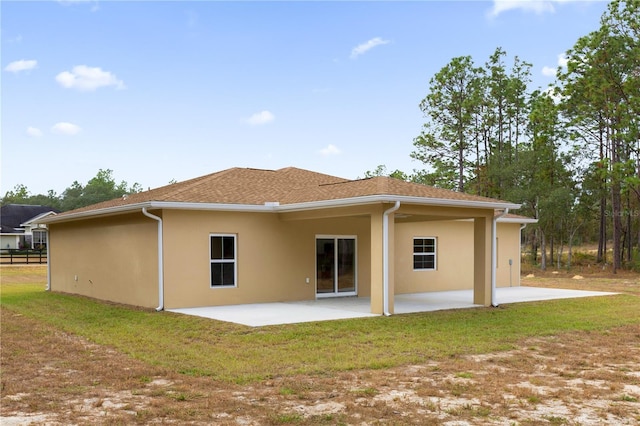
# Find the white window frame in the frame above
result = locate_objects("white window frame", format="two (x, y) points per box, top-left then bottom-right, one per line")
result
(413, 236), (437, 271)
(209, 234), (237, 288)
(315, 234), (358, 298)
(32, 230), (47, 248)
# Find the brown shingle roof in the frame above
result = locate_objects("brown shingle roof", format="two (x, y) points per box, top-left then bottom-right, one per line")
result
(56, 167), (517, 218)
(281, 176), (508, 204)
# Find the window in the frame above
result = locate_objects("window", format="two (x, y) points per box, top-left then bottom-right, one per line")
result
(33, 230), (47, 249)
(210, 234), (236, 287)
(413, 237), (436, 270)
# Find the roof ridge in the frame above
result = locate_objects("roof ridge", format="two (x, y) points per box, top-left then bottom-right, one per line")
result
(278, 167), (347, 180)
(316, 176), (394, 188)
(319, 175), (513, 204)
(317, 180), (355, 187)
(150, 167), (240, 200)
(246, 167), (277, 172)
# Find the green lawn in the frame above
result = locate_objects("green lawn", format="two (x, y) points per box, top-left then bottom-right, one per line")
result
(2, 279), (639, 384)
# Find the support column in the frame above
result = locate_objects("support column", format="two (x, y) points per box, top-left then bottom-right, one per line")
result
(370, 208), (384, 314)
(473, 216), (492, 306)
(387, 213), (395, 315)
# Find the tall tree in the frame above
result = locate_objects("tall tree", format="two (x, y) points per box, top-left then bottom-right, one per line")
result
(81, 169), (141, 207)
(524, 91), (573, 269)
(482, 48), (532, 200)
(60, 181), (86, 211)
(412, 56), (484, 191)
(1, 184), (30, 205)
(558, 0), (640, 271)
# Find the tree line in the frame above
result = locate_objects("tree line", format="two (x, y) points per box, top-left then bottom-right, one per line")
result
(365, 0), (639, 271)
(1, 169), (142, 212)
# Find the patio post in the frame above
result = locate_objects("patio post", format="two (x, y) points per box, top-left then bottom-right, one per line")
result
(473, 215), (492, 306)
(382, 202), (399, 315)
(370, 207), (385, 314)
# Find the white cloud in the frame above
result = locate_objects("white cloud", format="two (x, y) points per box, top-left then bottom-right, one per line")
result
(542, 66), (557, 77)
(488, 0), (556, 17)
(4, 59), (37, 73)
(247, 110), (275, 126)
(319, 144), (341, 156)
(55, 65), (125, 91)
(51, 122), (82, 135)
(350, 37), (390, 59)
(26, 127), (43, 137)
(557, 53), (568, 68)
(541, 53), (569, 78)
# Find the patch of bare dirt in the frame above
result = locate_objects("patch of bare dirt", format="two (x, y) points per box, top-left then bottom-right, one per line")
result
(521, 267), (640, 296)
(2, 306), (640, 425)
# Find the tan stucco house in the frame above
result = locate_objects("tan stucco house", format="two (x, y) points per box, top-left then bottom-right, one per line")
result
(39, 167), (535, 315)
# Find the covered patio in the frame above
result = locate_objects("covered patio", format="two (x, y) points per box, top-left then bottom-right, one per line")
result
(168, 286), (617, 327)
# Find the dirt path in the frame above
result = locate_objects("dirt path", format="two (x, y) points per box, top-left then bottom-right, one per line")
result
(2, 306), (639, 425)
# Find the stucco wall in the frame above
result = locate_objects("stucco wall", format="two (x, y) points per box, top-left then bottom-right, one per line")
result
(394, 220), (522, 293)
(496, 222), (523, 287)
(161, 209), (372, 309)
(48, 213), (159, 308)
(47, 208), (524, 310)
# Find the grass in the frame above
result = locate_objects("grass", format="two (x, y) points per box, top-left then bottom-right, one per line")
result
(352, 387), (378, 397)
(3, 266), (640, 425)
(2, 266), (640, 385)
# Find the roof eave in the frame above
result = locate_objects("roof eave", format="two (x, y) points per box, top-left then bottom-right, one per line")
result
(37, 203), (150, 224)
(20, 211), (58, 227)
(498, 217), (538, 224)
(277, 195), (521, 212)
(38, 201), (278, 224)
(40, 195), (521, 224)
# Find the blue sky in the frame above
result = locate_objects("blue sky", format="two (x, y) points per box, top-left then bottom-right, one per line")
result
(2, 0), (609, 196)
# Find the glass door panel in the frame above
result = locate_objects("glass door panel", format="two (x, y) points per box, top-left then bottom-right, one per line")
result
(337, 238), (355, 293)
(316, 237), (356, 296)
(316, 239), (335, 294)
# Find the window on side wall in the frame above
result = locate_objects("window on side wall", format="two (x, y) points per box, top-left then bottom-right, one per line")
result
(210, 234), (237, 287)
(413, 237), (436, 270)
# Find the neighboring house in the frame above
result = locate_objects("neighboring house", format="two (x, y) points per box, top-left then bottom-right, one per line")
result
(0, 204), (59, 250)
(38, 167), (535, 315)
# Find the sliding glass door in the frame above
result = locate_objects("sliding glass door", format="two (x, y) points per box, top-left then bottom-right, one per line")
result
(316, 236), (356, 297)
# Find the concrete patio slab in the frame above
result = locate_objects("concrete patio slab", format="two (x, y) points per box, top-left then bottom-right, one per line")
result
(168, 302), (378, 327)
(167, 286), (618, 327)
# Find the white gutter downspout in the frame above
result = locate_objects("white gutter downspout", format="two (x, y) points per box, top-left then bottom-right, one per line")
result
(492, 208), (509, 307)
(142, 208), (164, 311)
(383, 201), (401, 316)
(518, 223), (528, 286)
